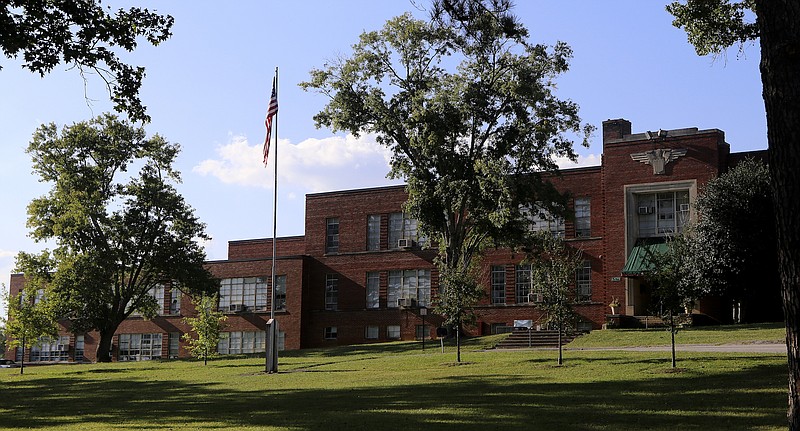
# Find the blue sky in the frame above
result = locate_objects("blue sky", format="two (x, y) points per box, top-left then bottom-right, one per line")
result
(0, 1), (765, 318)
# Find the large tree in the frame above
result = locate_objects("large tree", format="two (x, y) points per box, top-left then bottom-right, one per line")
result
(17, 114), (217, 362)
(667, 1), (800, 427)
(692, 158), (780, 322)
(1, 0), (173, 123)
(301, 1), (590, 362)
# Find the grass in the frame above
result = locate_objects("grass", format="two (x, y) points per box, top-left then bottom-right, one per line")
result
(0, 327), (789, 431)
(567, 322), (786, 348)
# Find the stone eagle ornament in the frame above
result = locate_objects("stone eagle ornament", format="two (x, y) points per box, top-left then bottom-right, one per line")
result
(630, 148), (688, 175)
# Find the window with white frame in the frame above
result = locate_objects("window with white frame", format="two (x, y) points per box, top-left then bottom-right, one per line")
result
(169, 288), (181, 315)
(118, 333), (163, 361)
(75, 335), (85, 362)
(576, 260), (592, 302)
(575, 197), (591, 238)
(217, 331), (266, 355)
(274, 275), (287, 310)
(218, 277), (267, 312)
(388, 212), (426, 249)
(522, 205), (565, 237)
(169, 332), (180, 358)
(365, 325), (379, 339)
(366, 272), (380, 309)
(326, 217), (340, 253)
(387, 269), (431, 308)
(151, 285), (166, 315)
(325, 274), (338, 310)
(637, 190), (690, 237)
(515, 264), (532, 304)
(30, 335), (70, 362)
(324, 327), (338, 340)
(491, 265), (506, 305)
(367, 214), (381, 251)
(387, 325), (401, 339)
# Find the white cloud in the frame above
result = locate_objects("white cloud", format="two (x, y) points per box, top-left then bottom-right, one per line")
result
(555, 154), (602, 169)
(0, 249), (15, 259)
(194, 133), (398, 192)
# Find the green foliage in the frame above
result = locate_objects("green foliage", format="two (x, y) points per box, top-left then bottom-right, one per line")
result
(301, 1), (591, 360)
(527, 232), (583, 330)
(3, 284), (60, 357)
(20, 114), (217, 361)
(666, 0), (758, 56)
(642, 235), (699, 320)
(0, 1), (173, 123)
(691, 158), (779, 320)
(182, 294), (227, 364)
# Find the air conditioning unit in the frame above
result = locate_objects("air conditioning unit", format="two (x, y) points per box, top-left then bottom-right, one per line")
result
(229, 303), (246, 313)
(679, 203), (690, 212)
(637, 206), (654, 215)
(397, 298), (417, 308)
(528, 292), (544, 303)
(397, 238), (413, 249)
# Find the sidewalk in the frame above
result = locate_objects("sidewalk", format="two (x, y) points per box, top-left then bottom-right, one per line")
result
(567, 343), (786, 354)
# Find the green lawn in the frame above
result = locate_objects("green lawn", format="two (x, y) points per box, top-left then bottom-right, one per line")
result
(0, 331), (788, 431)
(568, 322), (787, 348)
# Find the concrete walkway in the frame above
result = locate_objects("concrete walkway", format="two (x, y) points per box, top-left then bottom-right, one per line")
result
(567, 343), (786, 354)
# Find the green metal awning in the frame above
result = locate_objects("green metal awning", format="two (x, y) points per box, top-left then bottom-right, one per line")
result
(621, 241), (668, 276)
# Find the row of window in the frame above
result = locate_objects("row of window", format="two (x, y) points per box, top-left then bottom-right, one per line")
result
(327, 212), (427, 254)
(216, 330), (286, 354)
(325, 324), (423, 340)
(218, 276), (286, 312)
(636, 190), (689, 237)
(491, 261), (593, 305)
(326, 269), (432, 311)
(326, 200), (593, 255)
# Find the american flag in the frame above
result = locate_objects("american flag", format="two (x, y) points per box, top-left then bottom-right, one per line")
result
(263, 78), (279, 165)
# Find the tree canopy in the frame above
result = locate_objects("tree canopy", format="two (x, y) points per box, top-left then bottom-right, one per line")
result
(1, 0), (174, 123)
(692, 158), (780, 322)
(668, 1), (800, 427)
(301, 1), (590, 361)
(17, 114), (217, 361)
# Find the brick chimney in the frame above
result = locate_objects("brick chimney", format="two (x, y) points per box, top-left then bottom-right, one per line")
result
(602, 119), (631, 142)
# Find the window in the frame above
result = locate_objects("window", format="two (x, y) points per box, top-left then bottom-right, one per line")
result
(324, 327), (338, 340)
(575, 198), (591, 237)
(637, 190), (690, 237)
(131, 284), (165, 315)
(118, 333), (163, 361)
(30, 336), (70, 362)
(326, 217), (340, 253)
(278, 331), (286, 351)
(366, 272), (380, 309)
(523, 205), (565, 237)
(169, 332), (181, 358)
(389, 212), (426, 249)
(75, 335), (85, 362)
(387, 325), (401, 339)
(491, 265), (506, 305)
(576, 260), (592, 302)
(169, 288), (181, 315)
(388, 269), (431, 307)
(273, 275), (287, 310)
(415, 325), (429, 341)
(325, 274), (338, 310)
(219, 277), (267, 312)
(367, 214), (381, 251)
(515, 264), (532, 303)
(217, 331), (266, 355)
(365, 325), (379, 339)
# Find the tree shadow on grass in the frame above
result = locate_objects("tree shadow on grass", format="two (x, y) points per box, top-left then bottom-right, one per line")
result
(0, 356), (786, 431)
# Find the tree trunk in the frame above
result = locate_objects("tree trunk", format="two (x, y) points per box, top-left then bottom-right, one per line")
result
(670, 312), (677, 369)
(95, 327), (117, 363)
(754, 2), (800, 429)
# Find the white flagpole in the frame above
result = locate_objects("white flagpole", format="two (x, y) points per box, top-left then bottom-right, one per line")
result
(266, 67), (279, 373)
